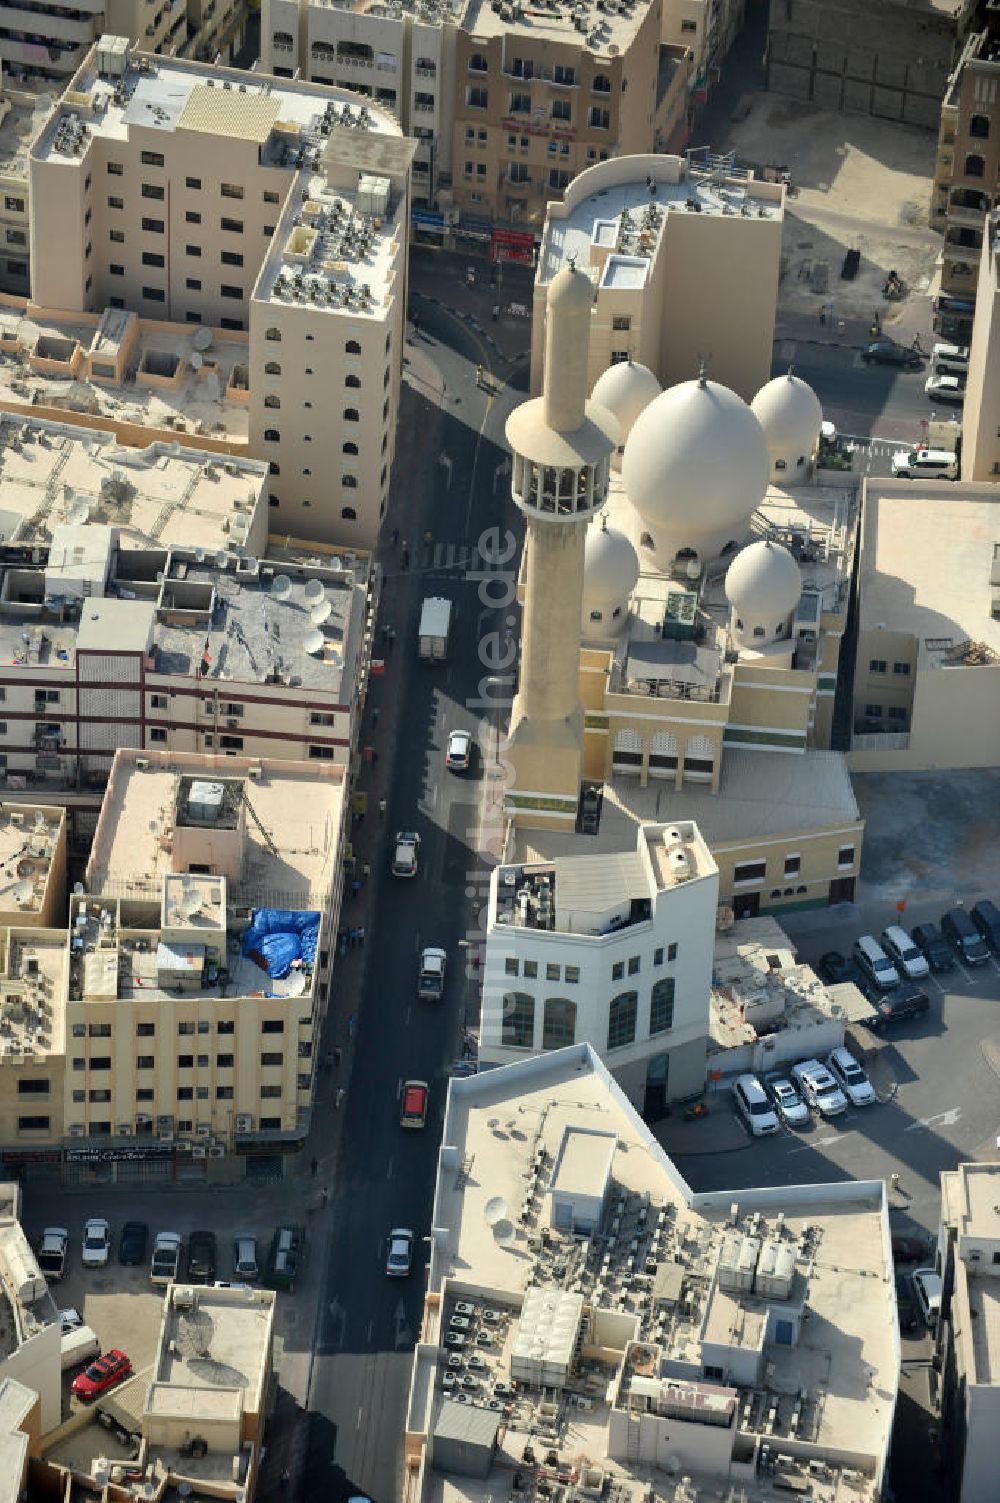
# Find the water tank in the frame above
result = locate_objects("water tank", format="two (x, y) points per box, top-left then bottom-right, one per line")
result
(662, 826), (684, 850)
(669, 848), (691, 880)
(187, 780), (225, 821)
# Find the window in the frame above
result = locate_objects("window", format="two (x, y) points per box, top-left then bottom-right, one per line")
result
(142, 218), (165, 234)
(4, 195), (25, 213)
(266, 327), (281, 341)
(523, 960), (538, 980)
(681, 16), (696, 30)
(734, 860), (767, 883)
(142, 251), (165, 267)
(470, 52), (488, 70)
(341, 507), (356, 520)
(344, 407), (359, 422)
(109, 264), (124, 276)
(221, 250), (244, 267)
(869, 658), (887, 674)
(261, 1052), (283, 1068)
(136, 1056), (154, 1070)
(142, 287), (165, 302)
(970, 114), (990, 139)
(149, 728), (167, 743)
(18, 1116), (49, 1132)
(141, 183), (165, 200)
(343, 441), (358, 455)
(502, 992), (534, 1048)
(264, 428), (280, 442)
(264, 190), (281, 204)
(551, 100), (571, 122)
(72, 1090), (85, 1104)
(17, 1079), (49, 1095)
(186, 277), (202, 290)
(88, 1023), (111, 1038)
(220, 734), (243, 750)
(654, 947), (664, 966)
(892, 661), (911, 676)
(564, 965), (580, 985)
(221, 285), (244, 300)
(628, 956), (640, 976)
(554, 63), (575, 85)
(504, 957), (519, 976)
(178, 1022), (195, 1036)
(90, 1058), (111, 1071)
(468, 86), (488, 109)
(221, 217), (244, 233)
(221, 183), (244, 199)
(346, 339), (362, 355)
(343, 474), (358, 488)
(345, 373), (361, 391)
(108, 162), (124, 176)
(543, 998), (577, 1049)
(264, 394), (280, 411)
(612, 961), (624, 981)
(216, 1086), (234, 1100)
(612, 315), (631, 331)
(186, 176), (202, 189)
(887, 706), (908, 722)
(108, 198), (124, 212)
(141, 150), (165, 167)
(261, 1085), (282, 1099)
(784, 854), (801, 877)
(137, 1023), (155, 1037)
(72, 1058), (85, 1071)
(592, 73), (611, 92)
(965, 153), (985, 178)
(510, 93), (531, 114)
(589, 107), (610, 129)
(308, 743), (334, 762)
(650, 977), (675, 1035)
(545, 962), (561, 982)
(608, 991), (638, 1050)
(837, 845), (856, 867)
(548, 169), (570, 190)
(262, 1019), (285, 1034)
(177, 1054), (194, 1069)
(218, 1020), (235, 1035)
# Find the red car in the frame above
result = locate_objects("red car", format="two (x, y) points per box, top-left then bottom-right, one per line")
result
(71, 1348), (132, 1400)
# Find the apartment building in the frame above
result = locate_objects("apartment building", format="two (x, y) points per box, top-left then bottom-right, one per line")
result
(932, 17), (1000, 311)
(0, 70), (55, 297)
(404, 1045), (898, 1503)
(849, 478), (1000, 772)
(531, 153), (784, 403)
(29, 41), (413, 548)
(938, 1161), (1000, 1503)
(0, 1185), (60, 1434)
(480, 820), (718, 1107)
(264, 0), (458, 206)
(959, 210), (1000, 479)
(0, 0), (248, 88)
(661, 0), (742, 101)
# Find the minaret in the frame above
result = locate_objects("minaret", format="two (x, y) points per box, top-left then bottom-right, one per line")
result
(504, 263), (618, 829)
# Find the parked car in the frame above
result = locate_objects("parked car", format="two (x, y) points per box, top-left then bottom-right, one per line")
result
(266, 1225), (302, 1293)
(790, 1059), (848, 1117)
(70, 1348), (132, 1400)
(233, 1237), (259, 1282)
(400, 1079), (429, 1129)
(895, 1272), (919, 1333)
(924, 372), (964, 403)
(391, 831), (421, 878)
(970, 899), (1000, 956)
(81, 1218), (111, 1270)
(386, 1227), (414, 1277)
(59, 1307), (84, 1334)
(865, 982), (931, 1030)
(910, 923), (954, 973)
(880, 925), (929, 980)
(889, 447), (958, 480)
(118, 1221), (149, 1266)
(825, 1047), (876, 1107)
(763, 1073), (810, 1128)
(150, 1231), (182, 1287)
(732, 1073), (780, 1136)
(853, 935), (900, 991)
(912, 1267), (943, 1329)
(941, 906), (990, 965)
(863, 339), (923, 369)
(815, 951), (874, 997)
(37, 1227), (68, 1281)
(931, 340), (969, 372)
(186, 1230), (217, 1284)
(445, 729), (473, 772)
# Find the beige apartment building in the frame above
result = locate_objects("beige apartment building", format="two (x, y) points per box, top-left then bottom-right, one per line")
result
(661, 0), (742, 102)
(932, 17), (1000, 307)
(28, 40), (413, 547)
(0, 70), (55, 297)
(849, 477), (1000, 772)
(959, 211), (1000, 480)
(530, 153), (784, 403)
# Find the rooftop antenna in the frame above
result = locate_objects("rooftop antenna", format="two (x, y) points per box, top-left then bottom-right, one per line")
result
(697, 355), (710, 388)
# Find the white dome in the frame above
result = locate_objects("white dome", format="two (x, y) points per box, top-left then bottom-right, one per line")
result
(751, 373), (823, 461)
(621, 378), (769, 545)
(590, 361), (661, 444)
(583, 523), (639, 607)
(724, 539), (801, 622)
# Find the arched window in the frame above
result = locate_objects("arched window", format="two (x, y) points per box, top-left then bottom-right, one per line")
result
(345, 373), (361, 389)
(342, 474), (358, 488)
(302, 468), (311, 476)
(589, 609), (603, 622)
(264, 360), (281, 375)
(502, 992), (534, 1048)
(341, 506), (357, 520)
(607, 991), (637, 1050)
(345, 339), (362, 355)
(752, 625), (766, 637)
(343, 441), (358, 455)
(542, 998), (577, 1050)
(344, 407), (359, 422)
(650, 977), (675, 1036)
(264, 428), (280, 442)
(648, 730), (677, 778)
(970, 114), (990, 139)
(613, 727), (642, 772)
(965, 152), (985, 178)
(264, 393), (280, 409)
(265, 327), (281, 341)
(684, 734), (714, 781)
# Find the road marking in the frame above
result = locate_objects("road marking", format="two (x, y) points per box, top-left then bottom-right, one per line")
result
(356, 1405), (364, 1430)
(405, 1004), (412, 1027)
(927, 973), (946, 997)
(438, 452), (453, 488)
(904, 1107), (961, 1133)
(787, 1134), (841, 1154)
(386, 1156), (394, 1181)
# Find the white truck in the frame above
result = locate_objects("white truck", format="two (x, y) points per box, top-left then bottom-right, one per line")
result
(38, 1227), (68, 1281)
(418, 597), (452, 662)
(391, 831), (421, 878)
(150, 1231), (182, 1287)
(417, 947), (447, 999)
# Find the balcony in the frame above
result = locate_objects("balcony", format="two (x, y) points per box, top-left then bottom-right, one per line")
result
(946, 199), (988, 227)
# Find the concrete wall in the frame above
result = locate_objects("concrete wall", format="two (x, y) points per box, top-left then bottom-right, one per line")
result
(849, 660), (1000, 771)
(0, 1321), (59, 1435)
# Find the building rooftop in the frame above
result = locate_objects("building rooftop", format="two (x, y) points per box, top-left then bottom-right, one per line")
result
(0, 1378), (32, 1503)
(155, 1282), (274, 1414)
(0, 81), (53, 182)
(460, 0), (649, 53)
(414, 1046), (896, 1503)
(540, 155), (783, 286)
(860, 481), (1000, 669)
(0, 804), (62, 918)
(0, 930), (68, 1060)
(0, 1190), (60, 1363)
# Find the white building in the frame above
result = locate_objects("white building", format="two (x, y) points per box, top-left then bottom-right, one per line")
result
(0, 1183), (60, 1435)
(403, 1045), (899, 1503)
(480, 820), (719, 1110)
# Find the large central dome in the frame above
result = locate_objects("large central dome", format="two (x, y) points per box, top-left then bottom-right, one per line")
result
(621, 378), (770, 557)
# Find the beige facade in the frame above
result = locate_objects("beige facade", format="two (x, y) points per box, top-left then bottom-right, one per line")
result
(531, 154), (784, 403)
(849, 478), (1000, 771)
(932, 22), (1000, 306)
(0, 72), (54, 297)
(960, 213), (1000, 481)
(28, 42), (412, 548)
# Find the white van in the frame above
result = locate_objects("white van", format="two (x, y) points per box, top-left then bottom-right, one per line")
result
(732, 1074), (780, 1136)
(890, 447), (958, 479)
(853, 934), (900, 991)
(931, 341), (969, 374)
(60, 1323), (100, 1371)
(881, 925), (930, 979)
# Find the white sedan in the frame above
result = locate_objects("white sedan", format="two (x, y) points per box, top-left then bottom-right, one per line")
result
(764, 1073), (810, 1128)
(924, 372), (964, 404)
(826, 1047), (876, 1107)
(791, 1059), (848, 1117)
(82, 1217), (111, 1269)
(445, 730), (473, 772)
(386, 1227), (414, 1278)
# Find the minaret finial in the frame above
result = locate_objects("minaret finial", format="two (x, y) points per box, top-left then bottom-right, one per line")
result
(697, 355), (709, 387)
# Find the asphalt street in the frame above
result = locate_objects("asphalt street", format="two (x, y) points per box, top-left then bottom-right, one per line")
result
(770, 338), (941, 450)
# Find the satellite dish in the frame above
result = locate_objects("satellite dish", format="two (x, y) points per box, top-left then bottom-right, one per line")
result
(286, 970), (307, 997)
(214, 551), (228, 570)
(484, 1196), (507, 1227)
(309, 597), (332, 625)
(13, 881), (33, 906)
(493, 1219), (516, 1247)
(271, 574), (292, 600)
(205, 373), (221, 401)
(303, 628), (325, 655)
(303, 578), (325, 606)
(192, 327), (213, 351)
(190, 351), (203, 371)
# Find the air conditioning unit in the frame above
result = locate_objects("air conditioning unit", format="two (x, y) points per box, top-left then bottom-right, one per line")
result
(68, 1124), (85, 1137)
(247, 766), (263, 780)
(235, 1114), (254, 1132)
(192, 1145), (207, 1159)
(226, 718), (239, 729)
(117, 1123), (132, 1136)
(196, 1124), (211, 1138)
(177, 1138), (193, 1152)
(157, 1114), (174, 1128)
(159, 1131), (174, 1144)
(135, 1113), (152, 1126)
(136, 758), (150, 771)
(208, 1145), (225, 1158)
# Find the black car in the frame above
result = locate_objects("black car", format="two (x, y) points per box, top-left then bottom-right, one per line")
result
(816, 950), (877, 998)
(910, 922), (954, 973)
(895, 1272), (919, 1333)
(118, 1220), (149, 1266)
(865, 982), (930, 1030)
(862, 339), (924, 370)
(970, 899), (1000, 956)
(186, 1229), (217, 1284)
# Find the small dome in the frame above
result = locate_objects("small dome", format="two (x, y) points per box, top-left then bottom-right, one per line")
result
(621, 378), (769, 543)
(724, 539), (801, 622)
(751, 373), (823, 461)
(590, 361), (661, 444)
(583, 523), (639, 607)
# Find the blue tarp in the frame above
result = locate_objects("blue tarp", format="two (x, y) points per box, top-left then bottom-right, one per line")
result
(242, 908), (320, 980)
